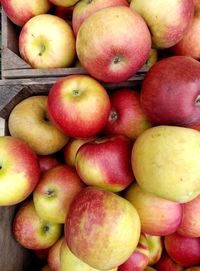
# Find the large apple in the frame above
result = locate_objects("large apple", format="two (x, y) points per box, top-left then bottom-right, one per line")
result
(141, 56), (200, 127)
(65, 187), (141, 270)
(165, 233), (200, 267)
(48, 75), (111, 138)
(0, 136), (40, 206)
(49, 0), (79, 7)
(33, 165), (84, 223)
(146, 235), (163, 266)
(1, 0), (52, 26)
(103, 88), (152, 140)
(8, 96), (69, 155)
(132, 126), (200, 203)
(13, 200), (62, 250)
(19, 14), (76, 69)
(155, 252), (184, 271)
(76, 6), (151, 83)
(130, 0), (194, 49)
(72, 0), (128, 36)
(48, 237), (64, 271)
(75, 135), (134, 192)
(125, 183), (183, 236)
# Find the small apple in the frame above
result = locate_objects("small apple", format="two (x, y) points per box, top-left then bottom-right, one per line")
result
(49, 0), (79, 7)
(13, 200), (62, 250)
(48, 237), (64, 271)
(145, 235), (163, 266)
(48, 75), (111, 138)
(19, 14), (76, 69)
(8, 96), (69, 155)
(38, 155), (61, 175)
(65, 187), (141, 270)
(155, 252), (184, 271)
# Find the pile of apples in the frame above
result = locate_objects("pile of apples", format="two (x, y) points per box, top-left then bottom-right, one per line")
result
(1, 0), (200, 271)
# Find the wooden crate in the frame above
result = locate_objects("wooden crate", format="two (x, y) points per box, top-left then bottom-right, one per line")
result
(1, 8), (149, 80)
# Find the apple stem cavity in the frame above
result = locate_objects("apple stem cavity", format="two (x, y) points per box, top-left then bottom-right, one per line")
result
(72, 90), (80, 96)
(38, 44), (46, 56)
(46, 189), (55, 197)
(43, 225), (50, 232)
(87, 0), (93, 4)
(195, 95), (200, 106)
(113, 56), (122, 64)
(109, 111), (118, 122)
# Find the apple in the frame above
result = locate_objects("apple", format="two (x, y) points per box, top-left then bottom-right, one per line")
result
(75, 135), (134, 192)
(164, 233), (200, 267)
(38, 155), (61, 175)
(49, 0), (79, 7)
(72, 0), (128, 36)
(48, 75), (111, 138)
(177, 194), (200, 238)
(48, 237), (64, 271)
(130, 0), (194, 49)
(8, 96), (69, 155)
(118, 233), (149, 271)
(76, 6), (151, 83)
(65, 187), (141, 270)
(33, 165), (84, 223)
(60, 239), (118, 271)
(34, 248), (49, 260)
(64, 137), (96, 167)
(155, 252), (184, 271)
(19, 14), (76, 69)
(124, 183), (183, 236)
(132, 125), (200, 203)
(145, 49), (158, 68)
(41, 265), (52, 271)
(141, 56), (200, 127)
(0, 136), (40, 206)
(145, 235), (163, 266)
(13, 200), (62, 250)
(55, 5), (74, 20)
(185, 267), (200, 271)
(1, 0), (52, 27)
(103, 88), (152, 140)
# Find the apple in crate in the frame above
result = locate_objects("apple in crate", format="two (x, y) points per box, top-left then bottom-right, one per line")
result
(130, 0), (194, 49)
(165, 233), (200, 267)
(124, 183), (183, 236)
(38, 155), (61, 175)
(72, 0), (128, 36)
(8, 96), (69, 155)
(103, 88), (152, 140)
(0, 136), (40, 206)
(33, 165), (84, 223)
(146, 235), (163, 266)
(155, 252), (184, 271)
(75, 135), (134, 192)
(19, 14), (76, 69)
(141, 56), (200, 127)
(48, 75), (111, 138)
(65, 187), (141, 270)
(76, 6), (151, 83)
(49, 0), (79, 7)
(1, 0), (52, 27)
(13, 200), (62, 250)
(132, 125), (200, 203)
(48, 237), (64, 271)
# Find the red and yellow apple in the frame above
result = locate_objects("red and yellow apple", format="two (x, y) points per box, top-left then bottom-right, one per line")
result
(48, 237), (64, 271)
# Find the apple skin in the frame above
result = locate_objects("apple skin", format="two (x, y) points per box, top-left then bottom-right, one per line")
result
(55, 6), (74, 20)
(75, 135), (134, 192)
(64, 137), (96, 167)
(103, 88), (152, 140)
(8, 96), (69, 155)
(145, 235), (163, 266)
(76, 6), (151, 83)
(145, 268), (157, 271)
(13, 200), (62, 250)
(19, 14), (76, 69)
(1, 0), (52, 27)
(34, 248), (49, 260)
(118, 233), (149, 271)
(65, 186), (141, 270)
(164, 233), (200, 267)
(185, 267), (200, 271)
(33, 165), (84, 223)
(49, 0), (79, 7)
(141, 56), (200, 127)
(41, 265), (52, 271)
(72, 0), (128, 36)
(38, 155), (61, 175)
(0, 136), (40, 206)
(48, 75), (111, 138)
(145, 49), (158, 68)
(130, 0), (194, 49)
(177, 195), (200, 238)
(155, 252), (184, 271)
(124, 183), (183, 236)
(48, 237), (64, 271)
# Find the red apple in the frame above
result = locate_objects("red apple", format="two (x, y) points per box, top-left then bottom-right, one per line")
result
(55, 6), (74, 20)
(1, 0), (52, 26)
(38, 155), (61, 175)
(72, 0), (128, 36)
(164, 233), (200, 267)
(155, 252), (184, 271)
(177, 194), (200, 238)
(13, 200), (62, 250)
(141, 56), (200, 126)
(48, 75), (111, 138)
(118, 233), (149, 271)
(75, 135), (134, 192)
(146, 235), (163, 266)
(33, 165), (84, 223)
(103, 88), (152, 140)
(65, 187), (141, 270)
(48, 237), (64, 271)
(0, 136), (40, 206)
(76, 6), (151, 83)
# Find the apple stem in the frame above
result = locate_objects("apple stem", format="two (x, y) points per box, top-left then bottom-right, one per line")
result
(38, 44), (46, 56)
(113, 56), (121, 64)
(73, 89), (80, 96)
(43, 225), (50, 232)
